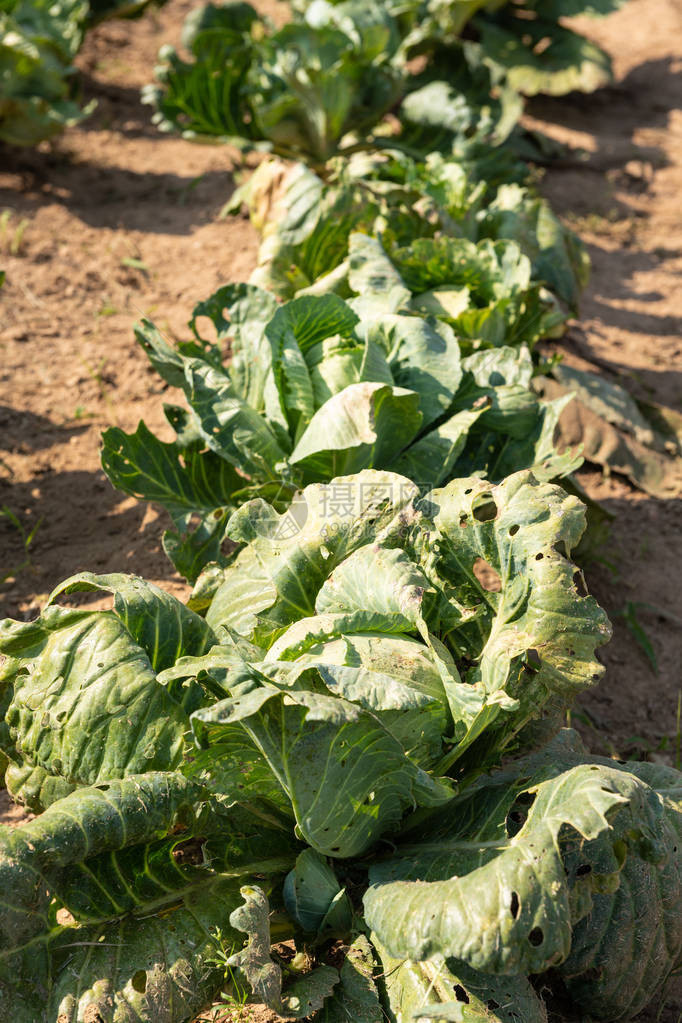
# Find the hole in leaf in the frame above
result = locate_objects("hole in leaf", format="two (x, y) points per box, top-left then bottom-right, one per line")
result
(454, 985), (470, 1004)
(131, 970), (147, 993)
(505, 791), (536, 838)
(528, 927), (543, 947)
(472, 557), (502, 592)
(510, 891), (520, 919)
(575, 864), (592, 877)
(172, 838), (205, 866)
(535, 553), (544, 561)
(509, 524), (519, 536)
(472, 494), (497, 522)
(487, 1001), (500, 1012)
(523, 648), (541, 673)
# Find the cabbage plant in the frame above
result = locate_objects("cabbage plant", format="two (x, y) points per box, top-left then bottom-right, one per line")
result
(0, 471), (678, 1022)
(144, 1), (404, 168)
(0, 0), (88, 145)
(0, 0), (167, 145)
(296, 0), (628, 96)
(101, 289), (580, 580)
(144, 0), (573, 173)
(236, 152), (588, 316)
(147, 0), (627, 172)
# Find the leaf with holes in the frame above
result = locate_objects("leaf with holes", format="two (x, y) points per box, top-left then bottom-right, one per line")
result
(363, 729), (682, 985)
(0, 573), (216, 808)
(0, 770), (298, 1022)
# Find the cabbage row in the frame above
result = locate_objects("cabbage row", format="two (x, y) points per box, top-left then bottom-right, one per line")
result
(1, 0), (625, 148)
(141, 0), (682, 499)
(101, 3), (601, 579)
(2, 2), (682, 1022)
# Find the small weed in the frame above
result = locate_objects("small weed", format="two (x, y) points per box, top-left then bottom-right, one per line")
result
(620, 601), (659, 674)
(0, 209), (30, 256)
(621, 698), (682, 767)
(72, 405), (93, 420)
(175, 172), (206, 206)
(0, 506), (42, 585)
(204, 928), (253, 1023)
(121, 256), (151, 274)
(97, 299), (118, 317)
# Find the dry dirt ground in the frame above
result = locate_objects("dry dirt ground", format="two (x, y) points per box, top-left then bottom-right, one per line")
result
(0, 0), (681, 1019)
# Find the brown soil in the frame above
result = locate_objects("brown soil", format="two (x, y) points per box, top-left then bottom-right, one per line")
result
(528, 0), (682, 766)
(0, 0), (681, 1019)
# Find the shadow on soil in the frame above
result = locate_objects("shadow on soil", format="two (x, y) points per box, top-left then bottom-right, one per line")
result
(529, 56), (681, 156)
(0, 406), (89, 453)
(531, 56), (681, 222)
(0, 467), (171, 619)
(0, 142), (236, 236)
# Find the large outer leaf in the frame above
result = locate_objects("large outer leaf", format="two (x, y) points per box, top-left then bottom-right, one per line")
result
(45, 880), (238, 1023)
(182, 358), (289, 476)
(47, 572), (216, 672)
(361, 314), (463, 428)
(0, 608), (188, 797)
(0, 771), (295, 1021)
(363, 732), (681, 986)
(0, 575), (215, 802)
(101, 420), (244, 525)
(540, 366), (682, 499)
(192, 686), (451, 859)
(414, 471), (610, 764)
(373, 935), (547, 1023)
(475, 15), (613, 96)
(556, 757), (682, 1019)
(189, 282), (279, 410)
